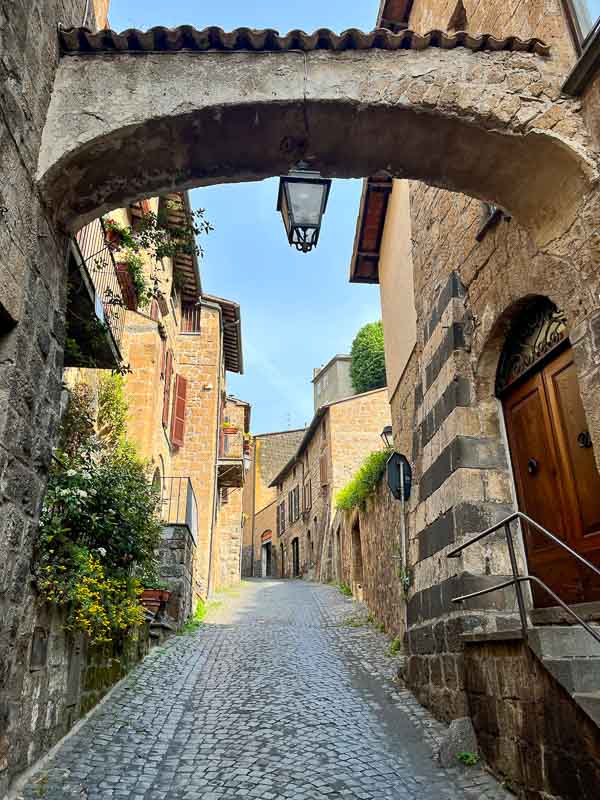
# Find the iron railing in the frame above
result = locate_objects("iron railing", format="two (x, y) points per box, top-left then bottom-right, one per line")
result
(73, 218), (126, 347)
(447, 511), (600, 647)
(160, 477), (198, 544)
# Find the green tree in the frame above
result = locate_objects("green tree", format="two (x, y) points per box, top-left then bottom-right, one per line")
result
(350, 321), (386, 393)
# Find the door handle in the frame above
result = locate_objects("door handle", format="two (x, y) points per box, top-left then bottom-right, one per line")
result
(527, 458), (539, 475)
(577, 431), (593, 449)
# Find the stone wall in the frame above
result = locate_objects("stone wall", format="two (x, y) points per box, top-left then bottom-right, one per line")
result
(374, 0), (600, 728)
(324, 478), (407, 639)
(464, 638), (600, 799)
(0, 0), (108, 793)
(159, 525), (195, 626)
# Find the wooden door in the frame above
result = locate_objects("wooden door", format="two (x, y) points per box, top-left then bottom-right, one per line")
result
(503, 346), (600, 606)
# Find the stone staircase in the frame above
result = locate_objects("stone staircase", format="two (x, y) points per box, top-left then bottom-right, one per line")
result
(528, 625), (600, 726)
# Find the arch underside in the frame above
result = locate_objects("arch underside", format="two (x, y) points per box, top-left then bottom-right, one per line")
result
(38, 48), (597, 242)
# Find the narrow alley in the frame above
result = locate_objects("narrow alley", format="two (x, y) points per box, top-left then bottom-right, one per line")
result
(17, 582), (508, 800)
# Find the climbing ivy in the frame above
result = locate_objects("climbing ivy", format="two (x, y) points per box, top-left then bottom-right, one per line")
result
(336, 448), (391, 512)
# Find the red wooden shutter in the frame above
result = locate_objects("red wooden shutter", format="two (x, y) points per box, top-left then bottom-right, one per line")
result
(162, 350), (173, 427)
(170, 374), (187, 447)
(150, 299), (160, 321)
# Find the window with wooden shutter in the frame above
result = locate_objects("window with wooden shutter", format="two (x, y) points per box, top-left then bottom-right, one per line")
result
(170, 373), (187, 447)
(162, 350), (173, 427)
(281, 500), (286, 533)
(288, 491), (293, 523)
(320, 455), (328, 486)
(294, 486), (300, 521)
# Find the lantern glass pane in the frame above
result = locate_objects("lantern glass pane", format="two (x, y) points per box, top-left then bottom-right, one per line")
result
(286, 180), (325, 226)
(278, 181), (292, 237)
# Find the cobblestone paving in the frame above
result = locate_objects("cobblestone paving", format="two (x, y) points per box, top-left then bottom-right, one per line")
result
(18, 580), (511, 800)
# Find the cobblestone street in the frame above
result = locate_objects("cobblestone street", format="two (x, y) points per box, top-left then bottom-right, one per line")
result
(18, 581), (509, 800)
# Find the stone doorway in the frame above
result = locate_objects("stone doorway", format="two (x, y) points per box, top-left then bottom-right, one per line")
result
(292, 538), (300, 578)
(351, 521), (364, 601)
(261, 540), (272, 578)
(499, 299), (600, 606)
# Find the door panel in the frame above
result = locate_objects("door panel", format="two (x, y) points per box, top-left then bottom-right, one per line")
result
(545, 350), (600, 541)
(503, 369), (582, 606)
(543, 349), (600, 601)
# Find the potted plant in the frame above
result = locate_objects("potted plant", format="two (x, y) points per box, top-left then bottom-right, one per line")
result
(140, 579), (171, 615)
(222, 421), (239, 435)
(116, 251), (150, 311)
(104, 218), (136, 251)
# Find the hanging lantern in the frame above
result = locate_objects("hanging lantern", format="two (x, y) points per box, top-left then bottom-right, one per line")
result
(277, 165), (332, 253)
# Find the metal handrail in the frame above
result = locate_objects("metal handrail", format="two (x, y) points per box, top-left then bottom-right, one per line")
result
(447, 511), (600, 644)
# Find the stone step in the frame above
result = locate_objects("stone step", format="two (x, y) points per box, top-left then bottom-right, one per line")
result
(573, 692), (600, 727)
(541, 657), (600, 694)
(528, 625), (600, 659)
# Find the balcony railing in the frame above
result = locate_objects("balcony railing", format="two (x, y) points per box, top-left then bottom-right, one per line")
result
(73, 218), (126, 348)
(159, 477), (198, 544)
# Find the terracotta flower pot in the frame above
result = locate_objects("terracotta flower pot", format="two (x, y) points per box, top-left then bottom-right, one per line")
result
(141, 589), (171, 616)
(222, 426), (239, 435)
(105, 227), (123, 251)
(116, 263), (139, 311)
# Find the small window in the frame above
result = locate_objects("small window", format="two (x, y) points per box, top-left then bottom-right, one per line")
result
(220, 487), (229, 505)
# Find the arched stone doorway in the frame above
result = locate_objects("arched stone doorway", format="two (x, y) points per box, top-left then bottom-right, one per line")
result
(260, 530), (273, 577)
(291, 538), (300, 578)
(497, 297), (600, 606)
(351, 520), (364, 601)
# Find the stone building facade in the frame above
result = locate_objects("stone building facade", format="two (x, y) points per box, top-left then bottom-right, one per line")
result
(241, 429), (306, 577)
(312, 354), (354, 410)
(343, 1), (600, 796)
(269, 388), (391, 583)
(2, 0), (600, 794)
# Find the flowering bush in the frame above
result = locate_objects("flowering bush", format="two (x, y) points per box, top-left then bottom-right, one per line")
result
(36, 378), (162, 643)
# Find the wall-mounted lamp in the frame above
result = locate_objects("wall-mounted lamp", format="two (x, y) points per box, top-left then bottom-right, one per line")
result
(381, 425), (394, 449)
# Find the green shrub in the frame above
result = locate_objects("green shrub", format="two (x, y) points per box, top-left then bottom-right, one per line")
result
(36, 381), (162, 643)
(457, 752), (479, 767)
(338, 582), (352, 597)
(336, 448), (391, 511)
(350, 321), (386, 394)
(389, 636), (402, 656)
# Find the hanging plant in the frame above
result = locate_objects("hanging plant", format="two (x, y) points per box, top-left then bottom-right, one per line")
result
(104, 218), (137, 251)
(116, 251), (151, 310)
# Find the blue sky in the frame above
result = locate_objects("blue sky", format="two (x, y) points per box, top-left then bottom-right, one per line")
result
(109, 1), (383, 434)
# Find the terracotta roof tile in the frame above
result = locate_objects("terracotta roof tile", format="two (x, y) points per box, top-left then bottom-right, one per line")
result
(58, 25), (551, 56)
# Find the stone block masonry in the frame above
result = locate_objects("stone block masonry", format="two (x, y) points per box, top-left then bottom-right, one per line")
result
(464, 639), (600, 799)
(0, 0), (113, 793)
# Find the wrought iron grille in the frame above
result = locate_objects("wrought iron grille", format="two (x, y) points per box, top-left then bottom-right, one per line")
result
(496, 298), (568, 395)
(74, 218), (126, 348)
(160, 477), (198, 543)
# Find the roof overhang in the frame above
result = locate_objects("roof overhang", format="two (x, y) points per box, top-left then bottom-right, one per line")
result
(203, 294), (243, 374)
(164, 191), (202, 304)
(349, 177), (393, 285)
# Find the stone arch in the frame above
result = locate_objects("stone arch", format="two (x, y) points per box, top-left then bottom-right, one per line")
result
(38, 27), (598, 247)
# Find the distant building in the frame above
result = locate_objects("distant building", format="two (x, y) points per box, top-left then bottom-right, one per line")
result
(312, 354), (354, 411)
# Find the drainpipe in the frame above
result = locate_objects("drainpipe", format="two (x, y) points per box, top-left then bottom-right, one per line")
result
(205, 300), (224, 599)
